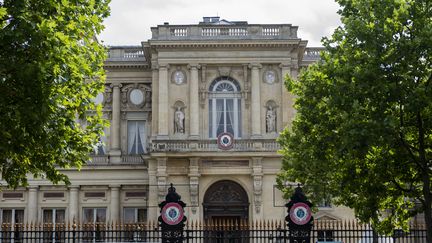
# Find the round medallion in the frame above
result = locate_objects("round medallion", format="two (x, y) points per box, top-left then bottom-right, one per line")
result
(217, 132), (234, 150)
(289, 202), (312, 225)
(173, 71), (185, 85)
(94, 93), (104, 105)
(264, 70), (276, 84)
(130, 89), (144, 105)
(161, 202), (184, 225)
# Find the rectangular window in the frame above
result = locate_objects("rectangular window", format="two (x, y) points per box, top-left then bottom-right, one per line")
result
(1, 209), (24, 242)
(82, 208), (106, 242)
(43, 209), (66, 242)
(123, 208), (147, 241)
(127, 121), (146, 154)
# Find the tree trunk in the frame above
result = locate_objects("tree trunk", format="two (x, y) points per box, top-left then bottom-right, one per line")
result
(422, 174), (432, 242)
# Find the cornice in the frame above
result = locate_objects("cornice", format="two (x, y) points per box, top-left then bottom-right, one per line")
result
(104, 63), (150, 70)
(148, 40), (302, 49)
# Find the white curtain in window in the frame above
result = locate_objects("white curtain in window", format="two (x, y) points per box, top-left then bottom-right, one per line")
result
(226, 99), (234, 135)
(56, 210), (65, 224)
(216, 99), (224, 136)
(138, 122), (146, 153)
(128, 122), (137, 154)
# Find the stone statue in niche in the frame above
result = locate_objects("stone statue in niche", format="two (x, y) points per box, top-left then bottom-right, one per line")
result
(174, 107), (185, 133)
(266, 105), (276, 133)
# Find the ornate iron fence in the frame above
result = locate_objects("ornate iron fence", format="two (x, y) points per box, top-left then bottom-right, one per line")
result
(0, 220), (427, 242)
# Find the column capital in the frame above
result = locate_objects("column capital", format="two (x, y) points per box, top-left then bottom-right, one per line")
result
(158, 63), (170, 69)
(279, 62), (291, 69)
(109, 185), (121, 189)
(187, 64), (201, 70)
(27, 185), (39, 190)
(110, 83), (123, 89)
(248, 63), (262, 69)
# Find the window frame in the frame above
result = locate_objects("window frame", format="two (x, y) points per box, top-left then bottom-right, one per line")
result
(208, 77), (242, 139)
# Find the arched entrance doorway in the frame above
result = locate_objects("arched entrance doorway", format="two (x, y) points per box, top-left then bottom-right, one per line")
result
(203, 180), (249, 221)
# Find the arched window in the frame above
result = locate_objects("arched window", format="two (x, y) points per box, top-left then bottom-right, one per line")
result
(208, 77), (242, 138)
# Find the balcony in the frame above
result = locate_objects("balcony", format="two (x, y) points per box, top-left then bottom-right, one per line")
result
(151, 24), (298, 41)
(150, 139), (280, 153)
(88, 155), (146, 166)
(106, 46), (145, 61)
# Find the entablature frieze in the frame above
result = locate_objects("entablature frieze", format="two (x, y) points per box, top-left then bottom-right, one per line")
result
(147, 41), (301, 50)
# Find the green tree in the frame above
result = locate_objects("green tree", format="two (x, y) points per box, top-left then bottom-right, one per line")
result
(277, 0), (432, 240)
(0, 0), (110, 188)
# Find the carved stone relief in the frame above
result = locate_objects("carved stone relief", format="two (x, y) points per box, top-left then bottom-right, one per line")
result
(120, 83), (151, 110)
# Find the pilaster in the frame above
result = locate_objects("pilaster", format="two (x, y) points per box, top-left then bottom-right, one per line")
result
(250, 63), (262, 138)
(158, 64), (169, 138)
(251, 157), (263, 219)
(156, 157), (167, 202)
(68, 186), (80, 223)
(151, 68), (159, 139)
(147, 159), (158, 222)
(110, 83), (122, 163)
(109, 185), (121, 223)
(27, 186), (38, 223)
(188, 64), (200, 139)
(188, 157), (201, 219)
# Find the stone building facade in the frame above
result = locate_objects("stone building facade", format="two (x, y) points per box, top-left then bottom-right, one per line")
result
(0, 17), (353, 225)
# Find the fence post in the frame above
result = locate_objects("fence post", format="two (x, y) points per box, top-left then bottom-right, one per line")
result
(285, 184), (313, 243)
(158, 183), (187, 243)
(72, 221), (76, 243)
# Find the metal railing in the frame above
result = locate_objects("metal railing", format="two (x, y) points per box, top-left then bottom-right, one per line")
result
(1, 220), (427, 242)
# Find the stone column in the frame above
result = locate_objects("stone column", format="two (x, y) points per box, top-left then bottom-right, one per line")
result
(68, 186), (80, 223)
(252, 157), (263, 220)
(110, 83), (122, 163)
(188, 158), (200, 220)
(109, 185), (121, 223)
(188, 64), (200, 139)
(280, 62), (294, 128)
(158, 65), (169, 138)
(27, 186), (38, 223)
(250, 64), (262, 138)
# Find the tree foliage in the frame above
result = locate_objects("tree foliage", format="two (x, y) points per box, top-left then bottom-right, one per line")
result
(0, 0), (110, 187)
(277, 0), (432, 240)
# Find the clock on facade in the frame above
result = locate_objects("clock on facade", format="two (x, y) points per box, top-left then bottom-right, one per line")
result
(173, 70), (185, 85)
(264, 70), (276, 84)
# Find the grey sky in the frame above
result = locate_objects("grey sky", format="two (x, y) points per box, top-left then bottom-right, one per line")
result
(99, 0), (342, 47)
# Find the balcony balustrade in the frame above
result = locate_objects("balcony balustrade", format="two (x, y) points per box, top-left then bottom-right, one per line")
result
(150, 139), (280, 153)
(106, 46), (145, 61)
(151, 24), (298, 40)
